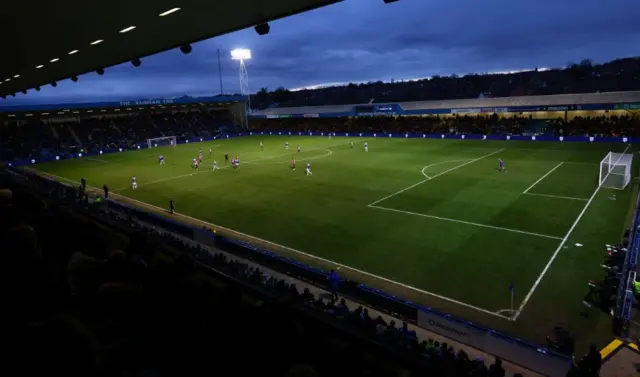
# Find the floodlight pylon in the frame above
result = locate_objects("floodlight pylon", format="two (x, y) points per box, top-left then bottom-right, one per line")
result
(231, 49), (251, 113)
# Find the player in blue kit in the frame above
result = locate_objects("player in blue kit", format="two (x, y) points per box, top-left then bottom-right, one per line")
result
(159, 155), (165, 165)
(364, 142), (369, 152)
(498, 159), (507, 173)
(306, 162), (312, 176)
(285, 142), (289, 150)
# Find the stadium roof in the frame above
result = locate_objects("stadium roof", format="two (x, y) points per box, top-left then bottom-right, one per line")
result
(0, 95), (247, 114)
(0, 0), (340, 98)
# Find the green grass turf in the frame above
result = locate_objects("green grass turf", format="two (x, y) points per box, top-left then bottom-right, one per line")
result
(34, 136), (637, 347)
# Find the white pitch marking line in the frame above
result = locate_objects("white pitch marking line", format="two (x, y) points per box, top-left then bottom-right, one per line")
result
(368, 204), (563, 241)
(421, 159), (473, 179)
(522, 162), (564, 194)
(513, 144), (631, 320)
(245, 149), (333, 165)
(523, 192), (588, 201)
(369, 148), (505, 207)
(85, 158), (109, 163)
(495, 309), (516, 316)
(28, 169), (513, 322)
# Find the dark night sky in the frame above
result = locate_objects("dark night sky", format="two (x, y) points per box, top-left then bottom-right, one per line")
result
(3, 0), (640, 105)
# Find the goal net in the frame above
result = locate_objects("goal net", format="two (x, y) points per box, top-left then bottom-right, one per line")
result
(599, 151), (633, 190)
(147, 136), (177, 149)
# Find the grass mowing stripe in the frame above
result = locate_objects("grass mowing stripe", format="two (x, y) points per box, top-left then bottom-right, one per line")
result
(369, 148), (505, 206)
(513, 144), (631, 320)
(522, 162), (564, 194)
(368, 204), (564, 241)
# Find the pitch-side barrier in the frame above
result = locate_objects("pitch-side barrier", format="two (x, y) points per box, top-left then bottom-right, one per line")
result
(4, 130), (636, 167)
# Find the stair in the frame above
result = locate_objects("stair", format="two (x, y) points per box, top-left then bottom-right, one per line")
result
(67, 125), (83, 146)
(49, 123), (60, 139)
(111, 121), (124, 135)
(181, 118), (194, 130)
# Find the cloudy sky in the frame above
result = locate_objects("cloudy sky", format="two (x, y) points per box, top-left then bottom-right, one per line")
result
(3, 0), (640, 105)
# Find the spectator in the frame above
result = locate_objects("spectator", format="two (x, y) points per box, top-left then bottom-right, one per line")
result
(328, 268), (339, 300)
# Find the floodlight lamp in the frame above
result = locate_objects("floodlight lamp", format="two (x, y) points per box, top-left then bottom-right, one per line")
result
(231, 49), (251, 60)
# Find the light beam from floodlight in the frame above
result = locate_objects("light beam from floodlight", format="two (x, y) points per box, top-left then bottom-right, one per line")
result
(230, 49), (251, 112)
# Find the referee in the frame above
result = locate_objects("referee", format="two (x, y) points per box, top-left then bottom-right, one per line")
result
(169, 198), (175, 214)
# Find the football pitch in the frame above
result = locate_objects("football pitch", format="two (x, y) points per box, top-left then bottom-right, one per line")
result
(34, 135), (637, 345)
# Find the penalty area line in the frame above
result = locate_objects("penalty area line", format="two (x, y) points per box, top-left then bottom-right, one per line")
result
(27, 169), (513, 322)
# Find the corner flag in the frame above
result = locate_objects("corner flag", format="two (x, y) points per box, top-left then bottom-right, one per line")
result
(509, 282), (515, 312)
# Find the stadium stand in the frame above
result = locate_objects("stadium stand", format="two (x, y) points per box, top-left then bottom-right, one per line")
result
(0, 107), (236, 161)
(250, 114), (640, 138)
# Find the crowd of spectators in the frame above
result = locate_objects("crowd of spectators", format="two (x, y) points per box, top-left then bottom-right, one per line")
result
(0, 108), (234, 161)
(251, 114), (640, 138)
(250, 57), (640, 109)
(0, 163), (605, 376)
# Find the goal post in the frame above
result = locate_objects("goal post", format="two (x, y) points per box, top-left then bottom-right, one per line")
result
(147, 136), (177, 149)
(599, 151), (633, 190)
